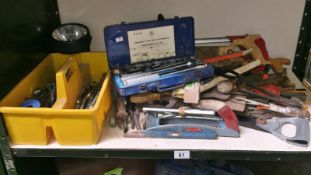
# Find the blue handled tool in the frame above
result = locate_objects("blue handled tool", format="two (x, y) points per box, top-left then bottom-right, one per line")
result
(20, 99), (41, 108)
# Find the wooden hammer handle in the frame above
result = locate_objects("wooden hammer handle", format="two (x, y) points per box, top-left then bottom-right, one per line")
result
(130, 93), (161, 104)
(270, 58), (291, 74)
(116, 97), (128, 120)
(200, 59), (261, 93)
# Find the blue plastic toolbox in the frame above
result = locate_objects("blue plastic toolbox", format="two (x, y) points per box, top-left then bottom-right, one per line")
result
(104, 16), (214, 96)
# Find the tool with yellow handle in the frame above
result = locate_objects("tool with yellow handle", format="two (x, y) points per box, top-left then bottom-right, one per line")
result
(269, 58), (291, 74)
(130, 92), (172, 104)
(130, 93), (162, 104)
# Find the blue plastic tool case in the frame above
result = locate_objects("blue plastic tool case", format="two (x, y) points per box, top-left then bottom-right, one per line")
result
(104, 16), (214, 96)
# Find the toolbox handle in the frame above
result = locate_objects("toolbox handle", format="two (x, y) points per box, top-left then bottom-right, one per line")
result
(157, 82), (185, 92)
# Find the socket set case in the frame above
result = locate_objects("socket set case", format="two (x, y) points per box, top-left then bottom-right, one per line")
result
(104, 17), (214, 96)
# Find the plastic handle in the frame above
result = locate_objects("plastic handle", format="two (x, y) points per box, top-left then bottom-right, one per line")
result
(53, 57), (83, 109)
(20, 99), (41, 108)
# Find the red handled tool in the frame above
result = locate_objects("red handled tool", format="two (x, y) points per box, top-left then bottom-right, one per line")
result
(204, 48), (253, 63)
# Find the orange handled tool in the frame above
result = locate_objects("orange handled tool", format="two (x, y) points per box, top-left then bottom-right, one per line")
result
(130, 92), (172, 104)
(204, 48), (253, 63)
(269, 58), (291, 74)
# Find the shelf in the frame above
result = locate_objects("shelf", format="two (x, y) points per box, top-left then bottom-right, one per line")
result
(10, 71), (311, 160)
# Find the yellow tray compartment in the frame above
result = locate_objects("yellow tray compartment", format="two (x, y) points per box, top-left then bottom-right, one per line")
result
(0, 52), (112, 145)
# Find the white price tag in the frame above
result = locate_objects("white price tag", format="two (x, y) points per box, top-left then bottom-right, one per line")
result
(174, 150), (190, 159)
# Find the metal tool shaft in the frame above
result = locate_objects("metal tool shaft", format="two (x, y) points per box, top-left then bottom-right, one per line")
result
(123, 64), (207, 86)
(121, 61), (192, 81)
(236, 97), (310, 119)
(160, 64), (207, 76)
(143, 107), (215, 115)
(195, 37), (231, 44)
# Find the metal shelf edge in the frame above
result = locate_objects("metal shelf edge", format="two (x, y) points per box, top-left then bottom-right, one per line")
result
(11, 148), (311, 161)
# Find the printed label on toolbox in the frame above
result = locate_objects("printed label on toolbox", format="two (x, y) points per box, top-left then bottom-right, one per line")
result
(127, 25), (176, 63)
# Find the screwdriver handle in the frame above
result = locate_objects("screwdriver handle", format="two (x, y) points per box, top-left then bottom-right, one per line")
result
(269, 58), (291, 74)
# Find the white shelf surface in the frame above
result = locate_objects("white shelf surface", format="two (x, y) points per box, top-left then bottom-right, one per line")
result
(11, 71), (311, 152)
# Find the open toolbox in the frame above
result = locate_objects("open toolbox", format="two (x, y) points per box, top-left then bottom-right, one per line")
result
(104, 16), (214, 96)
(0, 52), (112, 145)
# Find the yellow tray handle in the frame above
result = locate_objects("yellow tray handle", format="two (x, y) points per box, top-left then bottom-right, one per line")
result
(52, 57), (83, 109)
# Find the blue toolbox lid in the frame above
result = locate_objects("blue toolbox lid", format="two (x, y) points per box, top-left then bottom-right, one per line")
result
(104, 16), (195, 68)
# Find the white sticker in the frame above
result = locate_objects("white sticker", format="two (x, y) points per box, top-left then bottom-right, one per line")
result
(127, 25), (176, 63)
(116, 36), (124, 43)
(174, 150), (190, 159)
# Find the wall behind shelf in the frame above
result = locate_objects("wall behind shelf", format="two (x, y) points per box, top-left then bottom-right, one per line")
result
(58, 0), (305, 68)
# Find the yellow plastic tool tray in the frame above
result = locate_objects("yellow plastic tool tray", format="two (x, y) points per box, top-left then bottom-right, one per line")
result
(0, 52), (112, 145)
